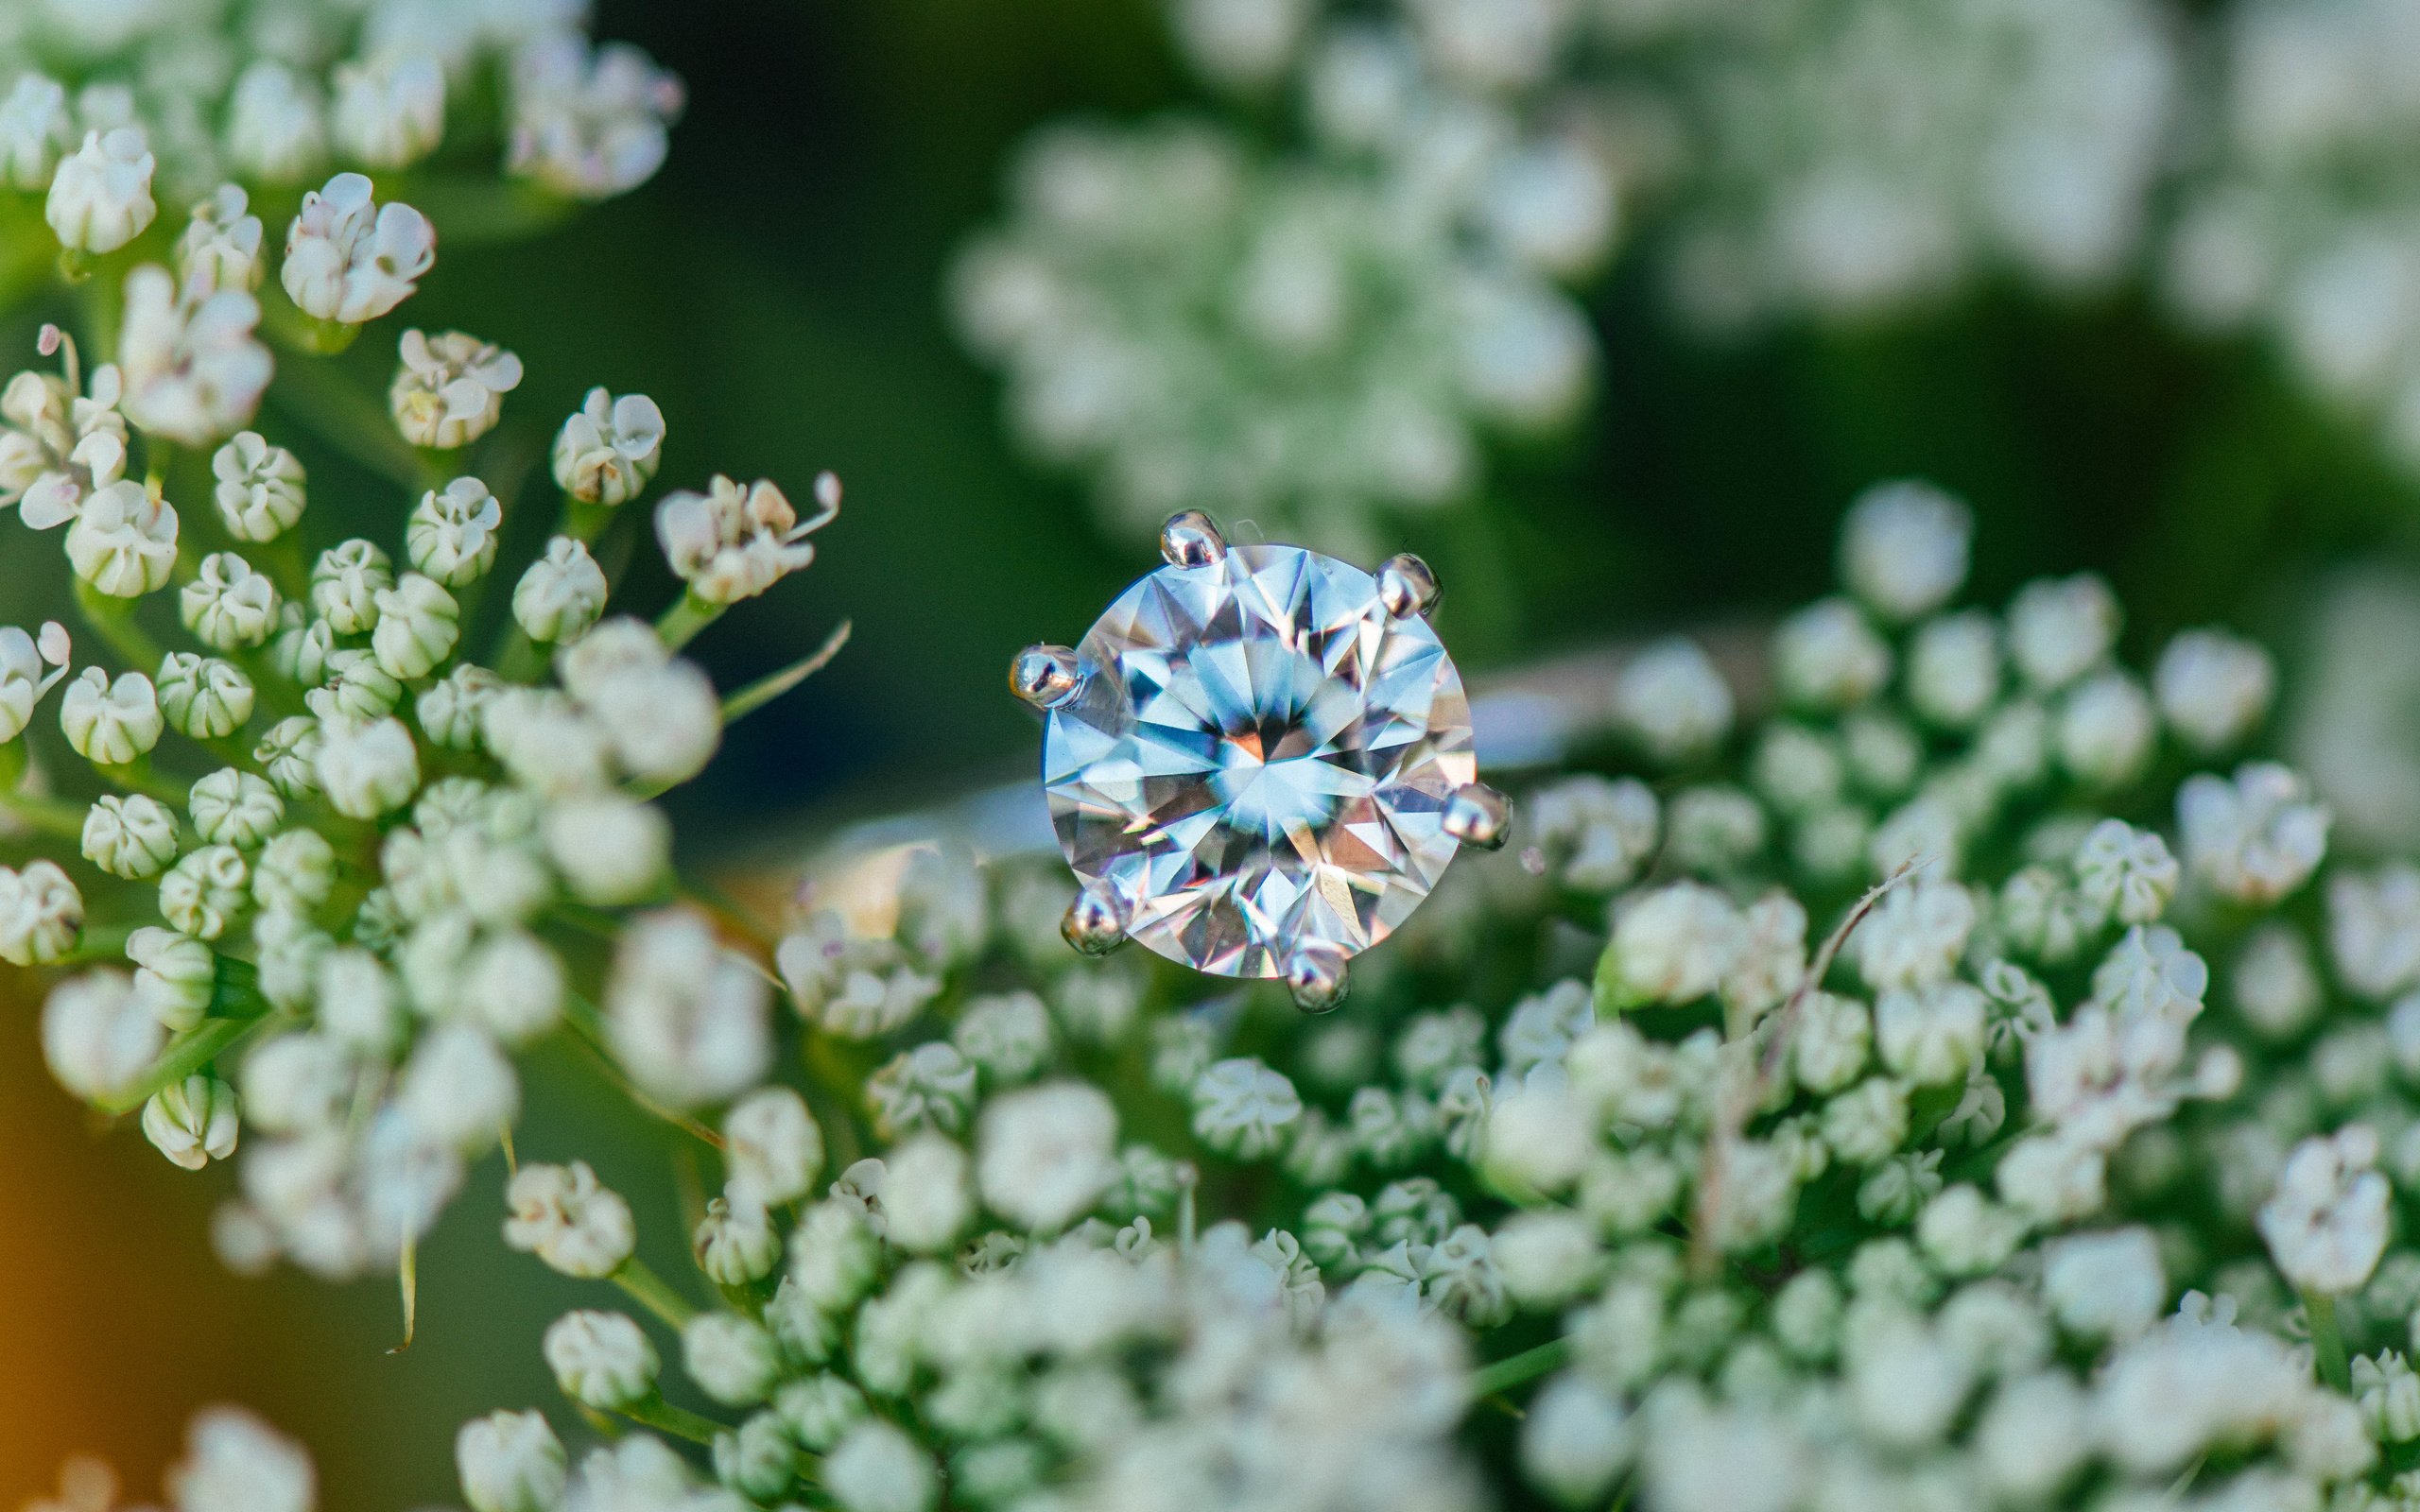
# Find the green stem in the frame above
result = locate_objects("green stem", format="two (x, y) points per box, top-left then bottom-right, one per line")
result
(96, 1011), (268, 1115)
(1468, 1337), (1570, 1400)
(2307, 1292), (2352, 1394)
(617, 1391), (722, 1447)
(94, 758), (190, 806)
(719, 619), (852, 724)
(57, 921), (136, 965)
(654, 592), (723, 652)
(612, 1257), (701, 1330)
(72, 579), (167, 673)
(0, 784), (88, 839)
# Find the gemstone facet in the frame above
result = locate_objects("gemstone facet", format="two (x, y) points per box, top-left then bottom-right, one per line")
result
(1043, 542), (1475, 979)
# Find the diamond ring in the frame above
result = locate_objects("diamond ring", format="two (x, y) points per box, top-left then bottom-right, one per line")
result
(1011, 510), (1511, 1013)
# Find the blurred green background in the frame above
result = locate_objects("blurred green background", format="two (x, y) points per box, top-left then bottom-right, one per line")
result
(7, 0), (2420, 1506)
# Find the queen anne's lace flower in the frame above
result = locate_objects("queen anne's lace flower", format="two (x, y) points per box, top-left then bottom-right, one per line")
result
(46, 127), (156, 253)
(390, 330), (522, 450)
(281, 174), (435, 325)
(656, 472), (839, 604)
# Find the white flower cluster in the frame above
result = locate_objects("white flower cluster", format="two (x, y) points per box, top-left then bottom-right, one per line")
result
(1, 283), (841, 1288)
(0, 0), (679, 236)
(2162, 0), (2420, 470)
(951, 107), (1599, 553)
(398, 483), (2420, 1512)
(26, 1405), (313, 1512)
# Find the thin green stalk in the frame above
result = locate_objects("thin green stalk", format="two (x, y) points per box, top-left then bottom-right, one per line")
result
(94, 758), (191, 806)
(96, 1011), (268, 1115)
(612, 1257), (701, 1330)
(720, 619), (853, 724)
(72, 579), (168, 673)
(1469, 1337), (1570, 1400)
(57, 921), (137, 965)
(654, 592), (723, 652)
(0, 785), (88, 839)
(2307, 1292), (2352, 1393)
(616, 1391), (722, 1448)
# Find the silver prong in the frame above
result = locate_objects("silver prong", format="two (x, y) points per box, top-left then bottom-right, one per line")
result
(1159, 510), (1227, 569)
(1443, 782), (1512, 850)
(1284, 941), (1350, 1014)
(1376, 553), (1440, 618)
(1011, 644), (1084, 710)
(1062, 880), (1130, 956)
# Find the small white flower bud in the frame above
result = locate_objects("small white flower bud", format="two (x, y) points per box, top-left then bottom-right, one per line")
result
(60, 667), (164, 765)
(1822, 1077), (1910, 1166)
(2008, 573), (2119, 691)
(695, 1196), (784, 1286)
(456, 1410), (566, 1512)
(683, 1312), (782, 1406)
(505, 1161), (635, 1279)
(512, 537), (609, 643)
(157, 653), (256, 741)
(1613, 636), (1733, 765)
(1520, 1373), (1630, 1506)
(46, 127), (155, 253)
(2179, 762), (2329, 906)
(142, 1074), (240, 1170)
(2259, 1126), (2391, 1296)
(82, 793), (180, 879)
(883, 1133), (974, 1253)
(65, 481), (178, 597)
(605, 908), (771, 1108)
(0, 74), (72, 191)
(824, 1418), (937, 1512)
(2042, 1228), (2164, 1338)
(160, 843), (249, 940)
(789, 1197), (883, 1313)
(1773, 597), (1892, 711)
(544, 1309), (658, 1410)
(724, 1086), (823, 1208)
(225, 63), (328, 185)
(181, 553), (279, 650)
(1495, 1211), (1606, 1310)
(1189, 1057), (1301, 1159)
(2072, 819), (2177, 926)
(506, 36), (685, 199)
(0, 859), (82, 966)
(370, 572), (460, 681)
(391, 329), (522, 450)
(2356, 1354), (2420, 1445)
(1906, 610), (2000, 728)
(579, 657), (721, 787)
(332, 54), (444, 168)
(177, 185), (266, 296)
(2055, 669), (2155, 789)
(655, 473), (836, 604)
(168, 1406), (313, 1512)
(414, 663), (502, 751)
(1841, 480), (1973, 621)
(315, 945), (403, 1054)
(210, 433), (305, 541)
(1912, 1184), (2024, 1276)
(282, 173), (434, 324)
(460, 929), (565, 1045)
(2155, 627), (2274, 753)
(1875, 981), (1986, 1087)
(128, 924), (216, 1031)
(1975, 1372), (2088, 1500)
(553, 388), (666, 505)
(310, 539), (392, 634)
(1482, 1083), (1594, 1197)
(42, 970), (163, 1101)
(239, 1033), (349, 1135)
(316, 716), (420, 818)
(304, 650), (403, 725)
(188, 768), (283, 850)
(253, 716), (323, 799)
(408, 477), (504, 586)
(396, 1022), (519, 1153)
(1600, 882), (1745, 1008)
(715, 1411), (798, 1503)
(1792, 992), (1872, 1094)
(776, 1374), (869, 1452)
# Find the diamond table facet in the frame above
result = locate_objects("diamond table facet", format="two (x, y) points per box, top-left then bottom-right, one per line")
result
(1043, 542), (1476, 979)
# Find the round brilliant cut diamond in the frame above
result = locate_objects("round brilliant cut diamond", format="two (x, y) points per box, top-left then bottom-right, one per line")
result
(1043, 542), (1475, 977)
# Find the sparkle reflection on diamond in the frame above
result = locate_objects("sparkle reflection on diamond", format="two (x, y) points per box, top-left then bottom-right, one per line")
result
(1043, 542), (1476, 978)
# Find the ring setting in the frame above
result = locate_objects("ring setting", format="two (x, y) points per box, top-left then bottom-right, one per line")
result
(1012, 510), (1509, 1012)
